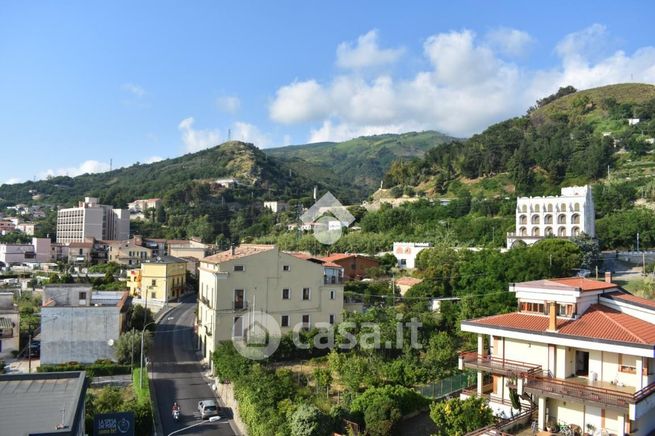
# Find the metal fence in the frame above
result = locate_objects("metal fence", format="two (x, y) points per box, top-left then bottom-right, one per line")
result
(415, 371), (477, 399)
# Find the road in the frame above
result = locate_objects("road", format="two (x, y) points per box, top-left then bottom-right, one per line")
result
(150, 296), (237, 436)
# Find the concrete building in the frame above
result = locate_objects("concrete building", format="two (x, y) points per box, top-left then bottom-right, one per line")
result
(321, 253), (380, 281)
(15, 222), (36, 235)
(0, 219), (16, 235)
(104, 238), (153, 266)
(32, 237), (52, 263)
(263, 201), (288, 213)
(507, 185), (595, 248)
(393, 242), (431, 269)
(460, 276), (655, 435)
(127, 197), (161, 221)
(67, 241), (94, 264)
(0, 292), (19, 359)
(56, 197), (129, 244)
(168, 239), (210, 259)
(0, 371), (88, 436)
(127, 256), (187, 303)
(40, 285), (128, 364)
(0, 243), (36, 266)
(197, 245), (344, 364)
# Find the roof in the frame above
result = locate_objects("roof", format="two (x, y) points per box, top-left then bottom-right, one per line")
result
(287, 252), (342, 268)
(67, 242), (93, 249)
(143, 255), (187, 265)
(518, 277), (618, 292)
(465, 304), (655, 346)
(603, 291), (655, 311)
(322, 253), (357, 262)
(396, 277), (423, 287)
(0, 371), (87, 435)
(202, 244), (275, 264)
(0, 317), (13, 329)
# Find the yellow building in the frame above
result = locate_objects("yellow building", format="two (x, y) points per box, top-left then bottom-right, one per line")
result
(128, 256), (187, 303)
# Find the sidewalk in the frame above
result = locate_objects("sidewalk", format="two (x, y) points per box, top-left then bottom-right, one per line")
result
(4, 357), (40, 374)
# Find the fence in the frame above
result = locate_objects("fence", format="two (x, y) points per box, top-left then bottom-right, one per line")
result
(415, 371), (477, 399)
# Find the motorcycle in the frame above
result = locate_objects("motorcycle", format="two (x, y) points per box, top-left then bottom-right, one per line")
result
(172, 408), (180, 421)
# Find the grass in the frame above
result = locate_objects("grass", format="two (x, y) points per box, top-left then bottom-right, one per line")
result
(132, 367), (150, 403)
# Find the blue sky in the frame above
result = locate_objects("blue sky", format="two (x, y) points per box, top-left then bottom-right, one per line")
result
(1, 1), (655, 184)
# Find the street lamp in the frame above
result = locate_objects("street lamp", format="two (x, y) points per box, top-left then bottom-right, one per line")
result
(167, 416), (221, 436)
(139, 320), (156, 390)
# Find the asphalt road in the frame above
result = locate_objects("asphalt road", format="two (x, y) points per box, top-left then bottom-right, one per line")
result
(150, 296), (237, 436)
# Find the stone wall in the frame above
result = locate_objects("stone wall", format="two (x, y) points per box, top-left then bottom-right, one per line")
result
(214, 378), (247, 435)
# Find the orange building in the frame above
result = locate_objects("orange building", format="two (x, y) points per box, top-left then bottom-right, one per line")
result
(320, 253), (379, 281)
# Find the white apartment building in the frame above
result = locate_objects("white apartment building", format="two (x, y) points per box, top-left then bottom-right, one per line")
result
(127, 198), (161, 221)
(0, 292), (19, 359)
(507, 185), (595, 248)
(197, 244), (344, 366)
(460, 276), (655, 435)
(56, 197), (129, 244)
(393, 242), (432, 269)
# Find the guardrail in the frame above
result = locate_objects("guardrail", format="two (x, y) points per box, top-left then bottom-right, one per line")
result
(460, 352), (542, 377)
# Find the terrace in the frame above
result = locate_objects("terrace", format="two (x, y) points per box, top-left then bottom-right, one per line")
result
(459, 352), (542, 378)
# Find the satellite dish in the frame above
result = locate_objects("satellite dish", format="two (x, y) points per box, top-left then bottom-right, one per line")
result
(107, 339), (114, 346)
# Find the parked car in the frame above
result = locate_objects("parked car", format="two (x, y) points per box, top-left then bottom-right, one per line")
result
(197, 399), (219, 419)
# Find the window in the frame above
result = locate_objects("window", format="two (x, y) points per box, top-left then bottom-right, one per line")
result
(531, 215), (540, 224)
(520, 302), (545, 314)
(281, 315), (289, 327)
(329, 290), (336, 300)
(233, 316), (243, 338)
(233, 265), (245, 272)
(283, 265), (290, 271)
(151, 291), (156, 299)
(329, 314), (335, 325)
(282, 288), (291, 300)
(558, 304), (574, 317)
(151, 279), (157, 286)
(302, 314), (310, 328)
(619, 354), (637, 374)
(234, 289), (245, 310)
(302, 288), (311, 300)
(79, 292), (87, 301)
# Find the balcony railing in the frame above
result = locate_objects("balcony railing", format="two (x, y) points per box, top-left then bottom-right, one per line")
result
(460, 352), (541, 378)
(323, 276), (343, 285)
(232, 301), (248, 311)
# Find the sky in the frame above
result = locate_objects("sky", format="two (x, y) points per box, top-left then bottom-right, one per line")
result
(1, 1), (655, 185)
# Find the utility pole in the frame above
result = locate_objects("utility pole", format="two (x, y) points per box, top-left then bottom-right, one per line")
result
(637, 232), (640, 252)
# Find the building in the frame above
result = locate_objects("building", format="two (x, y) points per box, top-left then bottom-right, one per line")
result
(15, 222), (36, 235)
(396, 277), (423, 297)
(629, 118), (641, 126)
(32, 237), (52, 263)
(214, 178), (239, 188)
(321, 253), (380, 281)
(197, 244), (344, 365)
(127, 256), (187, 303)
(393, 242), (431, 269)
(0, 219), (16, 235)
(0, 292), (19, 359)
(459, 276), (655, 435)
(263, 201), (288, 213)
(127, 197), (161, 221)
(0, 371), (87, 436)
(506, 185), (595, 248)
(168, 239), (210, 259)
(40, 285), (128, 364)
(56, 197), (129, 244)
(67, 241), (94, 264)
(103, 238), (153, 266)
(0, 243), (35, 266)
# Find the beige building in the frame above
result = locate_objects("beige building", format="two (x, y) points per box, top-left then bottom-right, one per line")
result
(127, 256), (187, 303)
(0, 292), (19, 359)
(57, 197), (129, 244)
(105, 239), (153, 266)
(197, 245), (344, 364)
(460, 276), (655, 435)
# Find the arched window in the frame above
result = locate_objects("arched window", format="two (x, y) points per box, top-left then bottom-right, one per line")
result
(545, 226), (553, 236)
(558, 227), (566, 236)
(558, 214), (566, 224)
(560, 203), (566, 212)
(547, 204), (553, 212)
(534, 204), (540, 213)
(571, 226), (580, 237)
(519, 227), (527, 236)
(531, 215), (540, 225)
(532, 228), (540, 237)
(572, 214), (580, 224)
(519, 215), (527, 225)
(544, 214), (553, 224)
(521, 205), (527, 213)
(574, 203), (580, 212)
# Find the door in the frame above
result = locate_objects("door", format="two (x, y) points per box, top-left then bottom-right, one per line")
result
(576, 350), (589, 376)
(234, 289), (245, 310)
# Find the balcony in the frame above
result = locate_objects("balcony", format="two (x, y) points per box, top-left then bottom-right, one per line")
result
(232, 301), (248, 311)
(459, 352), (541, 378)
(323, 276), (343, 285)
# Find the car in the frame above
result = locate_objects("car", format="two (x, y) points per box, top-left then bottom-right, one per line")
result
(197, 399), (219, 419)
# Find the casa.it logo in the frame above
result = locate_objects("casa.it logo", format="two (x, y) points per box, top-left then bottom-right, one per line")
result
(232, 311), (281, 360)
(300, 192), (355, 245)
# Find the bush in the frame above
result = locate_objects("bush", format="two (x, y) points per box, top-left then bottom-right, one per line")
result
(289, 404), (331, 436)
(429, 396), (494, 436)
(38, 362), (131, 377)
(350, 385), (429, 435)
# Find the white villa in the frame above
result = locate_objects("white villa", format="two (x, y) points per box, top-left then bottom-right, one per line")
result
(506, 185), (595, 248)
(460, 276), (655, 435)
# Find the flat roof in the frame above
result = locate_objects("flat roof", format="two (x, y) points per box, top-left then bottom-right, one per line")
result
(0, 371), (87, 435)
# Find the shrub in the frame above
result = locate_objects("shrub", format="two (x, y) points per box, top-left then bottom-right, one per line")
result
(38, 362), (131, 377)
(350, 385), (429, 435)
(429, 396), (494, 436)
(289, 404), (331, 436)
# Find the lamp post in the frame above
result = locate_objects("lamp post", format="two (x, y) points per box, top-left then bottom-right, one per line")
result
(167, 416), (221, 436)
(139, 320), (156, 390)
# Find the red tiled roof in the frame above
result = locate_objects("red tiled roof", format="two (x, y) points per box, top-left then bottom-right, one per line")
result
(603, 291), (655, 311)
(396, 277), (423, 287)
(202, 244), (275, 263)
(546, 277), (617, 292)
(322, 253), (356, 262)
(466, 305), (655, 346)
(287, 252), (342, 268)
(68, 242), (93, 249)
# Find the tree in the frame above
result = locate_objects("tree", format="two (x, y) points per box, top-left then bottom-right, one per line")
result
(289, 404), (330, 436)
(430, 396), (495, 436)
(571, 233), (601, 271)
(423, 332), (458, 380)
(113, 330), (152, 365)
(128, 305), (154, 331)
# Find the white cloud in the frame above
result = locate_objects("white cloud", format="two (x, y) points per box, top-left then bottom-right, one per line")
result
(178, 117), (221, 152)
(336, 29), (404, 70)
(216, 96), (241, 114)
(232, 121), (271, 148)
(40, 160), (111, 179)
(269, 25), (655, 140)
(121, 83), (146, 98)
(486, 27), (534, 57)
(2, 177), (22, 185)
(144, 156), (164, 164)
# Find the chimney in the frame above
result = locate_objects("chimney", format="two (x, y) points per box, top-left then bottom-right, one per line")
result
(604, 271), (613, 283)
(547, 301), (558, 332)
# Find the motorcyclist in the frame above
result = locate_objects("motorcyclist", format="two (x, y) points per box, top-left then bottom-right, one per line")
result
(172, 402), (180, 413)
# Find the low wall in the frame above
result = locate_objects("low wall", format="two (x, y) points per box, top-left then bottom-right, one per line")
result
(214, 378), (247, 435)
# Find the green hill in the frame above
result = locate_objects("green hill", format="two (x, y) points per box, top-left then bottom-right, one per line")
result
(265, 131), (457, 197)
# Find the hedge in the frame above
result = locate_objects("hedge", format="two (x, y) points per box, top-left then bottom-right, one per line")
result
(38, 361), (131, 377)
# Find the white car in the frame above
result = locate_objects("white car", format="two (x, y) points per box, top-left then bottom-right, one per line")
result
(197, 399), (219, 419)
